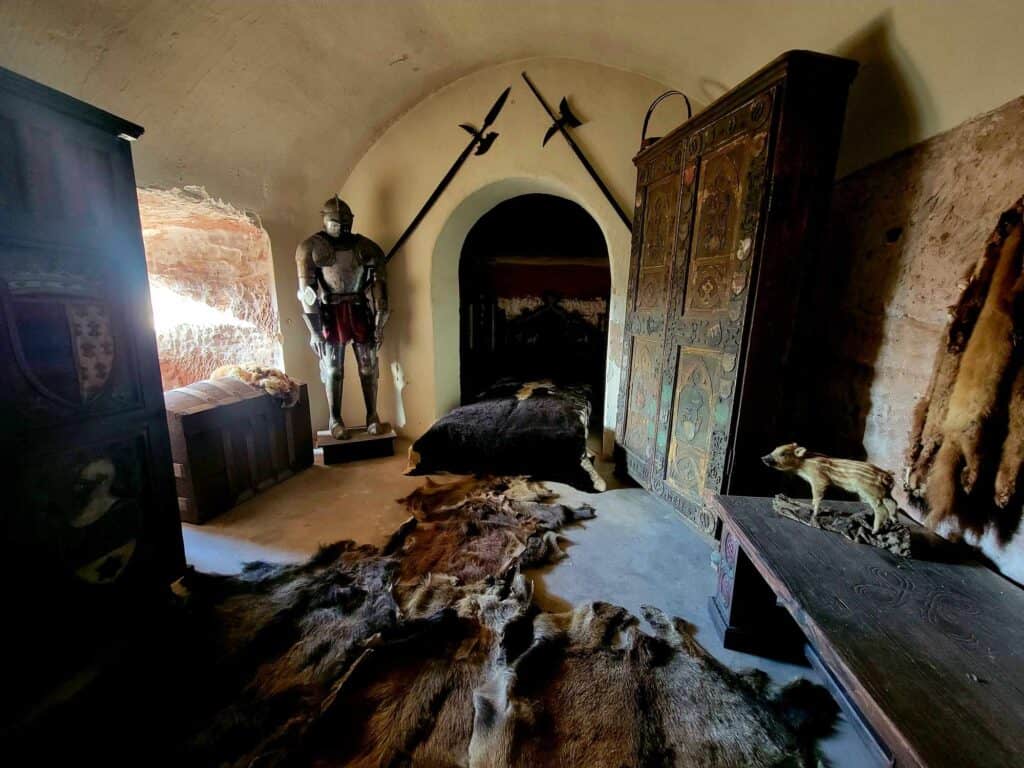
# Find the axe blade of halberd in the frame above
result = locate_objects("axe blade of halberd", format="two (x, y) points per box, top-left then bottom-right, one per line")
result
(476, 132), (499, 155)
(542, 97), (584, 146)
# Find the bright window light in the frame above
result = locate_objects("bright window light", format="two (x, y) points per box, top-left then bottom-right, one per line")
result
(149, 281), (254, 333)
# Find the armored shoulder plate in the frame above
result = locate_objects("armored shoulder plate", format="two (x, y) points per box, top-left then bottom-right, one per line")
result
(355, 235), (385, 268)
(305, 233), (336, 267)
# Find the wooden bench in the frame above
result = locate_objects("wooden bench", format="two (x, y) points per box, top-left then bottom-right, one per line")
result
(707, 493), (1024, 768)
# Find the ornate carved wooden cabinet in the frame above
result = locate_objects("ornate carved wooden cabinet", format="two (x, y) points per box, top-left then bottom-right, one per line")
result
(616, 51), (857, 534)
(0, 67), (184, 722)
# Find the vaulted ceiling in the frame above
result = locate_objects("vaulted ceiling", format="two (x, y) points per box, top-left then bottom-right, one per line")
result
(1, 1), (1021, 221)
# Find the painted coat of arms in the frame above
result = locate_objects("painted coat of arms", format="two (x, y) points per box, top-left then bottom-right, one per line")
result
(2, 271), (116, 405)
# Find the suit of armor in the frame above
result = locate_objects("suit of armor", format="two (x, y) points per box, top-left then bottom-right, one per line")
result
(296, 197), (389, 439)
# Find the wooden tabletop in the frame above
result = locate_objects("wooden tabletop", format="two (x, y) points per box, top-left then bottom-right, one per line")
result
(707, 494), (1024, 768)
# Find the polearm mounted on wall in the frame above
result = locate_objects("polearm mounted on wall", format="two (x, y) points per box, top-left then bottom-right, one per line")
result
(521, 71), (632, 231)
(385, 86), (511, 263)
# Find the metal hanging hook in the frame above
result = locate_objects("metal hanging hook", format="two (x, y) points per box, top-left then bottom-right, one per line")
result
(640, 90), (693, 151)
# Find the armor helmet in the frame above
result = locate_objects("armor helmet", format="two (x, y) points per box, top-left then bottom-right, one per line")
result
(321, 195), (352, 237)
(321, 196), (353, 221)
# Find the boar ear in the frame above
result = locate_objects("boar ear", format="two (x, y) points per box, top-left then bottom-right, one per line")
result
(794, 446), (807, 458)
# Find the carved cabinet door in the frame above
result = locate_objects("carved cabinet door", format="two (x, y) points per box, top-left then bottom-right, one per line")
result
(615, 146), (684, 486)
(653, 91), (776, 535)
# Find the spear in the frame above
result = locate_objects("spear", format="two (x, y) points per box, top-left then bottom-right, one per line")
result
(386, 86), (511, 263)
(521, 71), (632, 231)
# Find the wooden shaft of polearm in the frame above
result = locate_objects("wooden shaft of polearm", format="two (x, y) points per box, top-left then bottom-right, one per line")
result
(385, 137), (478, 263)
(521, 72), (632, 231)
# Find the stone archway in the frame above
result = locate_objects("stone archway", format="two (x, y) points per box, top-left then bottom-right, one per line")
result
(429, 177), (614, 421)
(458, 193), (611, 417)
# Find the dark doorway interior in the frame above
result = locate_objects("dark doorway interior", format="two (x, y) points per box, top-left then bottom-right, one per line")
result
(459, 194), (611, 422)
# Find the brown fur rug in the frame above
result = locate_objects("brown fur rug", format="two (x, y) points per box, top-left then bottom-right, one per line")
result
(177, 477), (836, 767)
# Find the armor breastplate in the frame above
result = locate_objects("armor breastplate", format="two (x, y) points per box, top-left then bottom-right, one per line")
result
(317, 239), (368, 295)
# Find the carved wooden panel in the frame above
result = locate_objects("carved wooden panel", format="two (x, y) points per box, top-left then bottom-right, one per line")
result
(635, 174), (678, 312)
(622, 336), (661, 459)
(659, 125), (769, 525)
(685, 137), (759, 317)
(616, 145), (682, 480)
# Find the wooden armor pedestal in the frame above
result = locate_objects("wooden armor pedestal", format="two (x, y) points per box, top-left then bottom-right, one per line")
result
(317, 427), (396, 464)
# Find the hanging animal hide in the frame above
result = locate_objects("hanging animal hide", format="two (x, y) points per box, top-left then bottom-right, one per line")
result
(177, 476), (836, 767)
(906, 198), (1024, 537)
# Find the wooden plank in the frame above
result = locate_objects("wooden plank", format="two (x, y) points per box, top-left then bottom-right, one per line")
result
(707, 494), (1024, 768)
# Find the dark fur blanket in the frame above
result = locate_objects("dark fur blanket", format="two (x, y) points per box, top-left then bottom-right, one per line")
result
(178, 477), (835, 767)
(406, 381), (604, 492)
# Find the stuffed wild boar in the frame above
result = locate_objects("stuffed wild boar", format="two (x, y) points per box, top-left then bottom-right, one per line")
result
(762, 443), (898, 533)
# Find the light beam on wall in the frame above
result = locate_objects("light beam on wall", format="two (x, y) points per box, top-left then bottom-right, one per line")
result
(148, 280), (254, 333)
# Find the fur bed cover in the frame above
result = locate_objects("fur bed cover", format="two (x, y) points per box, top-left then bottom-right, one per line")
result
(407, 380), (605, 492)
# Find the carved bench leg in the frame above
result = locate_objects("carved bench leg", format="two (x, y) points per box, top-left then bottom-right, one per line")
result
(709, 526), (805, 660)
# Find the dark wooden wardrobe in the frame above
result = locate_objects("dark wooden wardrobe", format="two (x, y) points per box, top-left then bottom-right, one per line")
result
(0, 66), (184, 725)
(615, 51), (857, 535)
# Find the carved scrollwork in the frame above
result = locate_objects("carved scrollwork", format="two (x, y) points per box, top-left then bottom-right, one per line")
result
(624, 314), (665, 336)
(680, 319), (706, 345)
(624, 338), (661, 459)
(739, 136), (769, 240)
(722, 529), (739, 569)
(679, 89), (775, 164)
(750, 92), (772, 126)
(706, 430), (729, 490)
(697, 503), (718, 535)
(626, 453), (655, 489)
(664, 491), (718, 536)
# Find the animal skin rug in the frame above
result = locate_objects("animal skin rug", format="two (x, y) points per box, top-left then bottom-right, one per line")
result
(177, 477), (836, 767)
(906, 198), (1024, 539)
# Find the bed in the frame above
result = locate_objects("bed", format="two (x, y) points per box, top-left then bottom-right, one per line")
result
(406, 379), (605, 492)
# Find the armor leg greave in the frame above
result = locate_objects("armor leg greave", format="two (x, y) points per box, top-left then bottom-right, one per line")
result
(355, 343), (388, 435)
(324, 344), (348, 440)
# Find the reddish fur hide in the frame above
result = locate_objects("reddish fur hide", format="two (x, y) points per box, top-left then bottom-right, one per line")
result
(995, 360), (1024, 507)
(907, 198), (1024, 535)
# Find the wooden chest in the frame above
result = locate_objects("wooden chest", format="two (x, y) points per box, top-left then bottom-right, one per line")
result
(616, 51), (858, 536)
(164, 378), (314, 524)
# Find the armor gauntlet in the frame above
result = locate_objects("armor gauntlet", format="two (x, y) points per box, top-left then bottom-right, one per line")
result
(297, 281), (322, 336)
(296, 240), (325, 350)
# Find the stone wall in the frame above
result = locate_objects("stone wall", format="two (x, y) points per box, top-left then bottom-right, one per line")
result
(138, 187), (281, 391)
(803, 95), (1024, 581)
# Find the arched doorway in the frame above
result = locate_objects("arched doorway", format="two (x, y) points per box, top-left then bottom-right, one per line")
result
(458, 193), (611, 422)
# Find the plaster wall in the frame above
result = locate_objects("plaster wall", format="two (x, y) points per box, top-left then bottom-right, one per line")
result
(337, 58), (678, 441)
(808, 95), (1024, 582)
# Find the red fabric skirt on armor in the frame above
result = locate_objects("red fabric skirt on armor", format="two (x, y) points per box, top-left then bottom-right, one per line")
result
(321, 301), (373, 345)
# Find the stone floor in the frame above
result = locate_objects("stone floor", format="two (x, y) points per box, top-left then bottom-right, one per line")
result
(181, 439), (878, 767)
